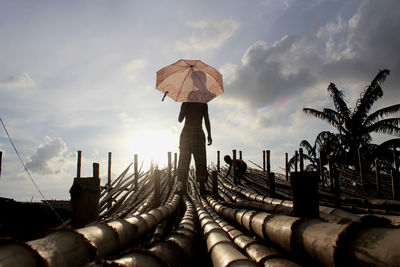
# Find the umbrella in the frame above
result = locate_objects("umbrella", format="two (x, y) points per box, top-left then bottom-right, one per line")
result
(156, 59), (223, 103)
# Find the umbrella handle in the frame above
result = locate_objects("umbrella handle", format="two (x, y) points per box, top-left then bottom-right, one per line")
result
(162, 91), (168, 101)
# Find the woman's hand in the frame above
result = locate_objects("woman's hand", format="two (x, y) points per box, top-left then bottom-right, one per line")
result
(207, 135), (212, 146)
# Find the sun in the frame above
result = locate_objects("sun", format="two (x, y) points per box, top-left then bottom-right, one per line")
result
(124, 129), (179, 169)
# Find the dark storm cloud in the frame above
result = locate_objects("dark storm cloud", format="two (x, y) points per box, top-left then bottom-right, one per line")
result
(225, 0), (400, 110)
(225, 35), (322, 108)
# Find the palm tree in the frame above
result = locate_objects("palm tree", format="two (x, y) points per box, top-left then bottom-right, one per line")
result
(303, 69), (400, 169)
(288, 131), (337, 174)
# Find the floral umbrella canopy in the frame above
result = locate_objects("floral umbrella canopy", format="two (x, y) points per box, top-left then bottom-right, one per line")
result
(156, 59), (224, 103)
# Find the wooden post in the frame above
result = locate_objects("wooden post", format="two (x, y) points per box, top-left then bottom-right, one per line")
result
(358, 148), (365, 190)
(93, 162), (99, 179)
(375, 159), (381, 198)
(212, 171), (218, 199)
(154, 168), (161, 206)
(239, 151), (243, 160)
(319, 154), (324, 183)
(174, 152), (177, 175)
(285, 153), (288, 181)
(168, 152), (172, 188)
(107, 152), (112, 187)
(268, 172), (276, 198)
(328, 155), (335, 193)
(392, 169), (399, 200)
(299, 148), (304, 172)
(392, 145), (399, 200)
(107, 152), (112, 210)
(233, 150), (237, 184)
(266, 150), (271, 175)
(77, 150), (82, 178)
(263, 150), (266, 172)
(0, 151), (2, 180)
(217, 150), (220, 172)
(393, 144), (399, 172)
(334, 166), (341, 207)
(290, 171), (319, 218)
(294, 151), (298, 172)
(134, 154), (138, 191)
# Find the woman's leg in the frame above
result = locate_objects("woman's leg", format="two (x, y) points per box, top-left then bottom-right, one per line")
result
(193, 144), (207, 193)
(178, 148), (191, 192)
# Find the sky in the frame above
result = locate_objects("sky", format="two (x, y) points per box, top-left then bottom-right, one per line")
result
(1, 0), (399, 201)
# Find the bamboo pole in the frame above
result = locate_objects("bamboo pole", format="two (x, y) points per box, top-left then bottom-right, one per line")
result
(358, 148), (365, 189)
(285, 153), (288, 181)
(93, 162), (99, 179)
(392, 169), (399, 200)
(263, 150), (266, 172)
(319, 154), (323, 183)
(107, 153), (112, 210)
(212, 171), (218, 199)
(233, 149), (237, 184)
(328, 155), (335, 193)
(209, 197), (400, 267)
(168, 152), (172, 189)
(375, 159), (381, 198)
(154, 168), (160, 206)
(174, 152), (177, 175)
(269, 172), (276, 198)
(294, 151), (298, 172)
(134, 154), (138, 191)
(217, 150), (220, 172)
(266, 150), (271, 175)
(77, 150), (82, 178)
(0, 150), (2, 181)
(107, 152), (112, 186)
(393, 144), (399, 172)
(299, 148), (304, 172)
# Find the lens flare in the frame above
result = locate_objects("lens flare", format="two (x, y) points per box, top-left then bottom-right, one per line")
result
(257, 97), (288, 113)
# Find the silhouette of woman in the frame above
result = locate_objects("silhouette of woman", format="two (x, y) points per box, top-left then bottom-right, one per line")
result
(177, 101), (212, 194)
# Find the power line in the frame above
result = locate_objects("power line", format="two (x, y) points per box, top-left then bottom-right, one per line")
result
(0, 117), (64, 223)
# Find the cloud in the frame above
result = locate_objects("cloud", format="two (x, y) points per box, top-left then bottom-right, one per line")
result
(0, 73), (35, 89)
(260, 0), (293, 8)
(222, 35), (321, 109)
(122, 59), (147, 80)
(222, 0), (400, 109)
(26, 136), (68, 174)
(176, 19), (240, 52)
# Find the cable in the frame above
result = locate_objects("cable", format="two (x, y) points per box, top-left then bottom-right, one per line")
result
(0, 117), (64, 223)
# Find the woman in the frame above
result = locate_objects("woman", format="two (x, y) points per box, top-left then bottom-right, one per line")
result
(178, 102), (212, 194)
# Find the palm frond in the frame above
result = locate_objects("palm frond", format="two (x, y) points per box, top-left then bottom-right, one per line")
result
(369, 118), (400, 127)
(353, 69), (390, 123)
(365, 104), (400, 126)
(300, 140), (314, 156)
(367, 121), (400, 136)
(305, 165), (317, 171)
(322, 108), (340, 121)
(374, 139), (400, 164)
(379, 138), (400, 149)
(314, 131), (335, 149)
(303, 108), (341, 129)
(327, 82), (350, 119)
